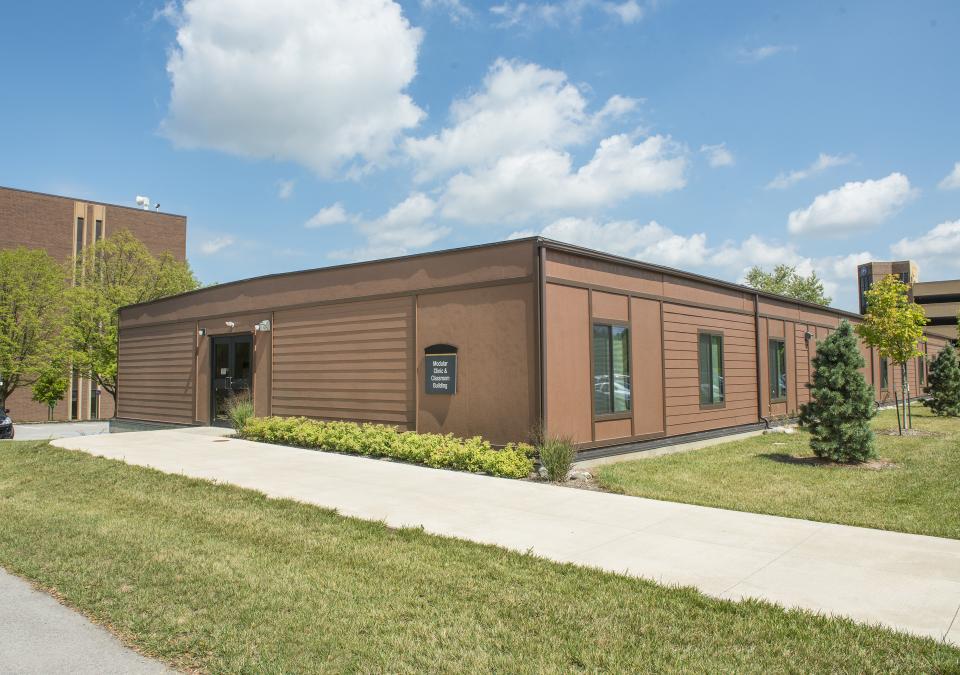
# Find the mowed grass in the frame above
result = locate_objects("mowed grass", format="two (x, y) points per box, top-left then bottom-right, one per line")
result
(0, 443), (957, 672)
(598, 407), (960, 539)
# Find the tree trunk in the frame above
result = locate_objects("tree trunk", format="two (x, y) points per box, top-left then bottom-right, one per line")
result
(894, 390), (902, 435)
(902, 362), (912, 429)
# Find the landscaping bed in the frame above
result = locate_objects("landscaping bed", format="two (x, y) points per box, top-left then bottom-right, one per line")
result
(1, 440), (957, 672)
(239, 416), (535, 479)
(596, 408), (960, 539)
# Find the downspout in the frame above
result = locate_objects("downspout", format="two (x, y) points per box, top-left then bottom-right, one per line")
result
(754, 292), (771, 429)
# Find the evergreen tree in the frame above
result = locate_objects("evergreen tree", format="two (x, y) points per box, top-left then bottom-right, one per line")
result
(799, 320), (876, 462)
(924, 344), (960, 416)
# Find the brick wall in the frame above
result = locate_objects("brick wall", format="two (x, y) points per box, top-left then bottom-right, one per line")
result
(0, 186), (187, 422)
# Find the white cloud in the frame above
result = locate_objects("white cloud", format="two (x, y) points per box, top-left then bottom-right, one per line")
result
(420, 0), (473, 22)
(405, 59), (637, 180)
(199, 235), (235, 255)
(787, 173), (916, 236)
(517, 216), (872, 310)
(530, 217), (708, 265)
(305, 203), (352, 228)
(938, 162), (960, 190)
(737, 44), (796, 63)
(700, 143), (734, 168)
(766, 153), (854, 189)
(891, 220), (960, 259)
(332, 193), (451, 260)
(161, 0), (424, 176)
(277, 180), (295, 200)
(441, 133), (687, 223)
(490, 1), (645, 28)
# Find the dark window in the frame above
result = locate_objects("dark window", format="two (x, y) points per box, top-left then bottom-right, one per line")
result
(592, 324), (630, 415)
(75, 217), (85, 255)
(90, 386), (99, 420)
(880, 356), (889, 390)
(70, 370), (80, 420)
(858, 270), (871, 314)
(698, 332), (725, 406)
(95, 219), (103, 241)
(919, 356), (926, 386)
(769, 338), (787, 401)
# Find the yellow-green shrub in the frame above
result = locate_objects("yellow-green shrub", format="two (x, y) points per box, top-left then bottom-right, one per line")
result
(240, 417), (535, 479)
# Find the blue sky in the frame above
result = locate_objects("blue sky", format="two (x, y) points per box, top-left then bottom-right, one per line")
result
(2, 0), (958, 310)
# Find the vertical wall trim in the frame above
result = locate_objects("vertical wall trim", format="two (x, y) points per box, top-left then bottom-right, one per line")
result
(537, 242), (547, 435)
(269, 311), (275, 417)
(413, 295), (419, 433)
(659, 300), (667, 435)
(194, 320), (200, 423)
(587, 288), (596, 442)
(754, 292), (763, 422)
(627, 296), (635, 436)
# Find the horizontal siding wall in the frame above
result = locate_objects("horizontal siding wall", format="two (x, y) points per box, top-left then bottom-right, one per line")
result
(664, 303), (758, 435)
(271, 297), (415, 427)
(117, 321), (196, 424)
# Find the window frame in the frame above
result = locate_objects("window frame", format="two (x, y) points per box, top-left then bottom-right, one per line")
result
(591, 320), (632, 420)
(74, 216), (85, 257)
(768, 337), (788, 403)
(698, 329), (726, 409)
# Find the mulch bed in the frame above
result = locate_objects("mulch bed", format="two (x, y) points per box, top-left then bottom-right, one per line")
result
(761, 453), (899, 470)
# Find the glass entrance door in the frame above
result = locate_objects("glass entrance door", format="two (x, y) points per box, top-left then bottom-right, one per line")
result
(211, 334), (253, 425)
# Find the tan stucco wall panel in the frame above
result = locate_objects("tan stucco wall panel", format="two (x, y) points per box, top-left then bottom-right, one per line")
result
(544, 283), (592, 443)
(416, 282), (537, 445)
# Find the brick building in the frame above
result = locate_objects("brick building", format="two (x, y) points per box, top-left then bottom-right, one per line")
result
(0, 186), (187, 422)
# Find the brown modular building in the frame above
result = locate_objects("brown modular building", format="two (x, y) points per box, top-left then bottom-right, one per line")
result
(116, 238), (953, 452)
(0, 186), (187, 422)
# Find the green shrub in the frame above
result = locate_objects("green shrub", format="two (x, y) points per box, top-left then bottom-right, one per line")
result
(226, 391), (255, 431)
(924, 343), (960, 416)
(799, 320), (876, 463)
(538, 436), (576, 482)
(240, 417), (535, 479)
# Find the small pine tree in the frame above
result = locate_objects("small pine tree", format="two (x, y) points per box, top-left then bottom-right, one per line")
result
(924, 344), (960, 416)
(799, 320), (876, 462)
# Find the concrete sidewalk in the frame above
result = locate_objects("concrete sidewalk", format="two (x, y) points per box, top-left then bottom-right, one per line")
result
(0, 568), (170, 674)
(53, 427), (960, 646)
(8, 421), (110, 441)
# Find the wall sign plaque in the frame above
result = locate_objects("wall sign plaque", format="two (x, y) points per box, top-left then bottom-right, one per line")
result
(424, 345), (458, 394)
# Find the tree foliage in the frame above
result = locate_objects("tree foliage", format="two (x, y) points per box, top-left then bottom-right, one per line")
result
(799, 321), (876, 462)
(31, 363), (69, 420)
(924, 344), (960, 416)
(66, 230), (199, 398)
(855, 274), (926, 430)
(0, 247), (67, 405)
(744, 264), (831, 306)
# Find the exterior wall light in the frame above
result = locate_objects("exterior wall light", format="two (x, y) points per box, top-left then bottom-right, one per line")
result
(256, 319), (272, 332)
(225, 321), (236, 329)
(198, 328), (206, 337)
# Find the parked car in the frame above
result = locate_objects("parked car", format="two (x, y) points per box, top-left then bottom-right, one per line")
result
(0, 408), (13, 439)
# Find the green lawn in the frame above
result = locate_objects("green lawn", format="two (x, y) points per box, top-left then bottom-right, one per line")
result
(0, 442), (956, 672)
(598, 407), (960, 539)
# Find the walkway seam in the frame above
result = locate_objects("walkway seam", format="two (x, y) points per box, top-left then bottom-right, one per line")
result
(717, 522), (827, 596)
(945, 601), (960, 642)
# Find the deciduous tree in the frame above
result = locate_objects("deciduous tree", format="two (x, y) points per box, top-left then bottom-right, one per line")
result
(31, 363), (69, 421)
(66, 230), (199, 403)
(0, 247), (66, 409)
(744, 264), (831, 306)
(855, 275), (926, 432)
